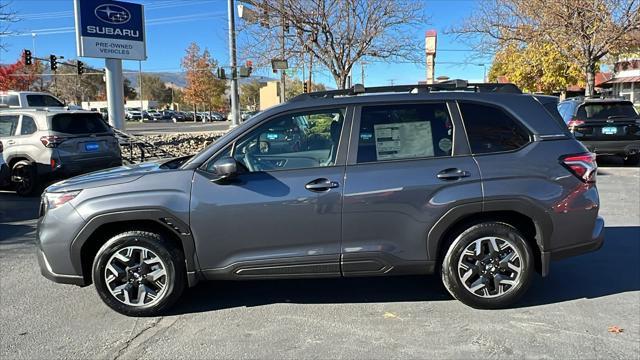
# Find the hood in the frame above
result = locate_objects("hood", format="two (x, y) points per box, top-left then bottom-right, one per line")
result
(46, 160), (171, 193)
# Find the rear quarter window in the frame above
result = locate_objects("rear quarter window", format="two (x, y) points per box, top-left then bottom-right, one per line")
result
(0, 95), (19, 107)
(50, 113), (110, 134)
(459, 102), (530, 154)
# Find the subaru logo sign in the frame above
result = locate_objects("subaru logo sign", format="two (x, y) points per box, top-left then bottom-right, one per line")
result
(94, 4), (131, 25)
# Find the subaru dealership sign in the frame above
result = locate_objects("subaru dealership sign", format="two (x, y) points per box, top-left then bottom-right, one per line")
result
(74, 0), (146, 60)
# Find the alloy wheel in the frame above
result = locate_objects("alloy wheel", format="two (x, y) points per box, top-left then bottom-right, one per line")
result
(104, 246), (168, 307)
(457, 236), (523, 298)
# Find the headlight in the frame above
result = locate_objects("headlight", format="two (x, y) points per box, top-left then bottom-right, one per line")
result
(45, 190), (81, 210)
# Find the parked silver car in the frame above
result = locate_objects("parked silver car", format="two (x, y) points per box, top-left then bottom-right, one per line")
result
(0, 140), (9, 187)
(0, 109), (122, 195)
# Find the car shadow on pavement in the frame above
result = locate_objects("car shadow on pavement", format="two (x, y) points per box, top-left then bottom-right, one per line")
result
(169, 226), (640, 315)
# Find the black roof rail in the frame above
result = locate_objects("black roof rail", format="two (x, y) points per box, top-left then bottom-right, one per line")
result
(289, 80), (522, 102)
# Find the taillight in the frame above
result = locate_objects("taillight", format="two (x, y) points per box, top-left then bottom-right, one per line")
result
(567, 118), (585, 128)
(561, 153), (597, 183)
(40, 135), (66, 148)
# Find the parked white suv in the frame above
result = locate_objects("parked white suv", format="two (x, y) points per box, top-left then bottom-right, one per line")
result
(0, 91), (81, 109)
(0, 108), (122, 196)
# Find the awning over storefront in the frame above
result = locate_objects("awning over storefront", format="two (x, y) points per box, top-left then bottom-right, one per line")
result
(606, 76), (640, 84)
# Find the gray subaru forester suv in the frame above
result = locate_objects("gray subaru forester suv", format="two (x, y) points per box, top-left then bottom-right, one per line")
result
(37, 82), (604, 316)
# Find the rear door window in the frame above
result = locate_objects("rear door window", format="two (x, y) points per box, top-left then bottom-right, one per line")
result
(20, 116), (37, 135)
(50, 113), (110, 134)
(459, 102), (530, 154)
(357, 103), (454, 163)
(26, 94), (64, 107)
(576, 102), (639, 119)
(0, 115), (20, 136)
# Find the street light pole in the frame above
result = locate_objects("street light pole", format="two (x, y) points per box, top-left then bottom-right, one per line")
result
(228, 0), (240, 127)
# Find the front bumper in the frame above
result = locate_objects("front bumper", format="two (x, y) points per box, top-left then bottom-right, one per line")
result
(36, 248), (86, 286)
(540, 216), (605, 276)
(579, 139), (640, 156)
(0, 163), (9, 186)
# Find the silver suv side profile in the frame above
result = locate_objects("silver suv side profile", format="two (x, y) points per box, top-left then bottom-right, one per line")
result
(36, 82), (604, 316)
(0, 109), (122, 195)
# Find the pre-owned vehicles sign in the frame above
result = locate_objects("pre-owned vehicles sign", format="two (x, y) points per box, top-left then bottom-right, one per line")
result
(74, 0), (146, 60)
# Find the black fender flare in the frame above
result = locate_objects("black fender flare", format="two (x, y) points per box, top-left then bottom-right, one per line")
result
(426, 199), (553, 261)
(69, 209), (199, 284)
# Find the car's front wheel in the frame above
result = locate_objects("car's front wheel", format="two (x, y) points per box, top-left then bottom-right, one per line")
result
(92, 231), (186, 316)
(441, 222), (534, 309)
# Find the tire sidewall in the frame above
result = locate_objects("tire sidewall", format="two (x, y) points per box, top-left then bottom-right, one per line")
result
(442, 222), (534, 309)
(92, 232), (184, 316)
(12, 161), (37, 197)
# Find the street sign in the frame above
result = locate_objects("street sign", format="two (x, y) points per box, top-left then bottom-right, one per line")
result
(73, 0), (146, 60)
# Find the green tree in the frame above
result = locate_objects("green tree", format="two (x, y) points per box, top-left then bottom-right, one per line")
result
(488, 43), (585, 93)
(240, 80), (263, 110)
(285, 78), (326, 100)
(139, 74), (171, 104)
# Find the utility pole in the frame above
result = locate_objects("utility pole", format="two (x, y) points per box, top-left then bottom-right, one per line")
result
(280, 0), (286, 102)
(228, 0), (240, 127)
(360, 60), (367, 86)
(139, 61), (143, 113)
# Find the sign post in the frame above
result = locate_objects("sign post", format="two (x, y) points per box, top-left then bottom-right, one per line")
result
(74, 0), (146, 130)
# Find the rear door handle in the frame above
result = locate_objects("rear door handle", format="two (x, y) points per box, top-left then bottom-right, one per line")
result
(437, 168), (470, 180)
(305, 178), (339, 192)
(6, 140), (15, 145)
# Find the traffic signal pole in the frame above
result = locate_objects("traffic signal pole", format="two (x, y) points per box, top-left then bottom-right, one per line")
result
(105, 59), (125, 130)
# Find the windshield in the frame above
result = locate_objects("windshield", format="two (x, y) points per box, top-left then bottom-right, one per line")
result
(26, 94), (64, 107)
(577, 102), (639, 119)
(51, 113), (110, 134)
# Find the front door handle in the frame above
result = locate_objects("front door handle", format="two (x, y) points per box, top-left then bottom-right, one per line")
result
(305, 178), (339, 192)
(437, 168), (470, 180)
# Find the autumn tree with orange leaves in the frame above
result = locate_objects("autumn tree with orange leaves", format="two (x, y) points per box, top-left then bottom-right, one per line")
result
(181, 43), (227, 113)
(0, 56), (42, 91)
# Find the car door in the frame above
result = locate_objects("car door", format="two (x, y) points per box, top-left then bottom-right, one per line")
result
(0, 114), (21, 165)
(190, 106), (352, 279)
(341, 101), (482, 276)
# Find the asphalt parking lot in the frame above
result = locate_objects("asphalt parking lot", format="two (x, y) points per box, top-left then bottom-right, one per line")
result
(0, 158), (638, 359)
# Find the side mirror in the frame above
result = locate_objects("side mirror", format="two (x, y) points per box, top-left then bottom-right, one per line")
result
(211, 157), (238, 182)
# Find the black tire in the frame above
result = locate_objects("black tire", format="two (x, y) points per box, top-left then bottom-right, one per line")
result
(623, 154), (640, 166)
(441, 222), (534, 309)
(92, 231), (186, 317)
(12, 160), (38, 197)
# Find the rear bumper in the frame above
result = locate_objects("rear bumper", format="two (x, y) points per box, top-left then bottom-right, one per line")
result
(579, 139), (640, 156)
(541, 216), (605, 276)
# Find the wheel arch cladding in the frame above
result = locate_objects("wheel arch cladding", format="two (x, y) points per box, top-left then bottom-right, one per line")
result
(70, 210), (197, 285)
(429, 205), (547, 274)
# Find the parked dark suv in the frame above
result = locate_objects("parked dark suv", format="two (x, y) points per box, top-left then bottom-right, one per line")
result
(36, 81), (604, 316)
(557, 97), (640, 165)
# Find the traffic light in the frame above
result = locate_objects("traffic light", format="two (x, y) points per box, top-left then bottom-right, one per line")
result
(49, 55), (58, 71)
(246, 60), (253, 76)
(303, 81), (308, 93)
(23, 50), (32, 66)
(216, 67), (226, 79)
(77, 61), (85, 75)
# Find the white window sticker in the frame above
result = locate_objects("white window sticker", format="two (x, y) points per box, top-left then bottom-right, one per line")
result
(374, 121), (434, 160)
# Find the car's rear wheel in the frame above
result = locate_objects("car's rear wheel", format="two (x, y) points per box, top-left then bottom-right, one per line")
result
(11, 160), (38, 197)
(92, 231), (186, 316)
(623, 154), (639, 166)
(441, 222), (534, 309)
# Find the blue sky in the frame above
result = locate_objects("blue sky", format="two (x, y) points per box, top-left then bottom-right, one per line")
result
(0, 0), (491, 87)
